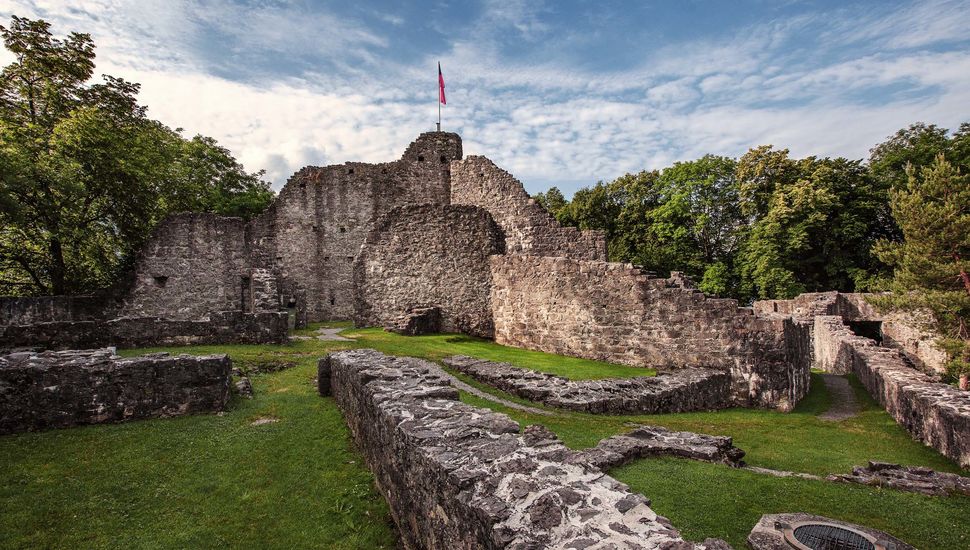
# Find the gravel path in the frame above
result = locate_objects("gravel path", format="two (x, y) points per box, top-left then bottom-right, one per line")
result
(818, 374), (860, 421)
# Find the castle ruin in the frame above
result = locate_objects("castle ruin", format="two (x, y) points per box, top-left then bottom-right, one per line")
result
(2, 132), (968, 467)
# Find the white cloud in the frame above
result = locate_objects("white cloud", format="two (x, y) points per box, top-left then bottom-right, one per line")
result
(0, 0), (968, 196)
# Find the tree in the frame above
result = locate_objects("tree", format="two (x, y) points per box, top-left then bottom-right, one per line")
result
(532, 186), (568, 218)
(0, 16), (273, 296)
(869, 123), (970, 191)
(735, 148), (889, 300)
(871, 155), (970, 388)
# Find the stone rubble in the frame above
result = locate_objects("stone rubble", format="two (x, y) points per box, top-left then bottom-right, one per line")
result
(383, 306), (443, 336)
(321, 348), (732, 549)
(575, 425), (746, 470)
(0, 348), (231, 435)
(443, 355), (732, 414)
(827, 461), (970, 497)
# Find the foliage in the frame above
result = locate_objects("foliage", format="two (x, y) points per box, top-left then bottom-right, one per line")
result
(735, 150), (890, 299)
(869, 122), (970, 192)
(533, 123), (970, 302)
(0, 16), (273, 296)
(870, 155), (970, 380)
(532, 186), (567, 217)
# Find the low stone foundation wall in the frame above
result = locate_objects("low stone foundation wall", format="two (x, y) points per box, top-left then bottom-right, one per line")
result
(576, 425), (746, 470)
(0, 348), (231, 435)
(443, 355), (731, 414)
(320, 349), (730, 549)
(816, 316), (970, 468)
(0, 311), (288, 350)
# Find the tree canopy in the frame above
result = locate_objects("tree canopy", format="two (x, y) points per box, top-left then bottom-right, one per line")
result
(536, 122), (967, 304)
(0, 16), (273, 296)
(871, 155), (970, 385)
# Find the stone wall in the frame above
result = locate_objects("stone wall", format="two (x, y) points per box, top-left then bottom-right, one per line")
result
(260, 132), (463, 322)
(489, 255), (806, 410)
(0, 348), (231, 435)
(319, 349), (730, 549)
(451, 156), (607, 261)
(353, 204), (504, 338)
(755, 291), (948, 375)
(119, 213), (256, 319)
(814, 315), (970, 467)
(443, 355), (732, 414)
(0, 295), (107, 325)
(0, 311), (288, 350)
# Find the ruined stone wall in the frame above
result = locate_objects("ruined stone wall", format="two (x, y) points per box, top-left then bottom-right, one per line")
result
(814, 316), (970, 468)
(353, 204), (504, 338)
(118, 213), (254, 320)
(755, 292), (948, 374)
(0, 296), (107, 325)
(0, 311), (288, 350)
(261, 132), (462, 322)
(489, 255), (805, 410)
(319, 349), (730, 549)
(0, 348), (231, 435)
(451, 156), (607, 261)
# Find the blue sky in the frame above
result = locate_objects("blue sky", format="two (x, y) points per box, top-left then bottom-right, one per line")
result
(1, 1), (968, 195)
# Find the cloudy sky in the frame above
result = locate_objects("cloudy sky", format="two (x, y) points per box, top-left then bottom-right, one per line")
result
(1, 0), (968, 195)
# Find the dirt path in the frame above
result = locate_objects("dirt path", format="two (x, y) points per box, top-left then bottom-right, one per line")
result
(818, 374), (860, 421)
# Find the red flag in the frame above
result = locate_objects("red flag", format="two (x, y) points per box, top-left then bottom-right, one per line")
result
(438, 62), (446, 105)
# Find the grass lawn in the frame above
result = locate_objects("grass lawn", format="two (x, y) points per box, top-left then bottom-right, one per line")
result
(1, 325), (967, 549)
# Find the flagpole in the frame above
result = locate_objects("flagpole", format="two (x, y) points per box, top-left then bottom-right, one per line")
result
(436, 62), (442, 132)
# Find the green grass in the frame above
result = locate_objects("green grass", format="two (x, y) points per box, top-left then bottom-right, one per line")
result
(0, 345), (395, 549)
(612, 457), (970, 549)
(1, 325), (967, 549)
(296, 323), (655, 380)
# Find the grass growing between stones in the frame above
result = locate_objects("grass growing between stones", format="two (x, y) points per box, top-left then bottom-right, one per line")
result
(2, 326), (967, 549)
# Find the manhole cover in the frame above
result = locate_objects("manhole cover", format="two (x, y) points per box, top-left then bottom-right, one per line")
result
(789, 523), (876, 550)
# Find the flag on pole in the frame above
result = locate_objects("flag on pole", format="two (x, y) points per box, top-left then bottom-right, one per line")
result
(438, 62), (446, 105)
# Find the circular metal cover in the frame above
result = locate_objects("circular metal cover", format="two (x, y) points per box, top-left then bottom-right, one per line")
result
(783, 521), (881, 550)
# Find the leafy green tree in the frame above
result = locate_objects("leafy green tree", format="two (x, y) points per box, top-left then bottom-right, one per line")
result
(735, 147), (889, 299)
(557, 179), (625, 240)
(532, 186), (567, 218)
(0, 16), (272, 296)
(871, 155), (970, 388)
(869, 123), (970, 191)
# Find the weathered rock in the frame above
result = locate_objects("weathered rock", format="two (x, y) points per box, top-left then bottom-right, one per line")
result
(0, 311), (288, 350)
(575, 425), (745, 470)
(747, 513), (914, 550)
(451, 156), (606, 261)
(487, 255), (809, 411)
(443, 355), (732, 414)
(384, 306), (442, 335)
(355, 203), (505, 338)
(827, 461), (970, 496)
(235, 376), (254, 399)
(323, 348), (732, 549)
(0, 348), (231, 435)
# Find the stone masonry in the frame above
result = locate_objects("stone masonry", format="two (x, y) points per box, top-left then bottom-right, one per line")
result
(443, 355), (732, 414)
(319, 348), (731, 549)
(451, 156), (607, 261)
(575, 425), (746, 470)
(2, 130), (807, 413)
(0, 348), (231, 435)
(353, 204), (505, 338)
(488, 255), (808, 410)
(812, 314), (970, 467)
